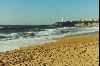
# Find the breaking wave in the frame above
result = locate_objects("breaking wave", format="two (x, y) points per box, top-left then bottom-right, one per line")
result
(0, 27), (99, 41)
(0, 26), (99, 52)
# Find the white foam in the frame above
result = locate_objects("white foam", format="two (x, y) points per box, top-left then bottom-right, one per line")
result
(0, 27), (99, 52)
(36, 29), (62, 36)
(0, 36), (56, 52)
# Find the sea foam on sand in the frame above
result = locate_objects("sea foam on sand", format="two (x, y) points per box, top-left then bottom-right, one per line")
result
(0, 37), (56, 52)
(0, 32), (99, 66)
(0, 27), (99, 52)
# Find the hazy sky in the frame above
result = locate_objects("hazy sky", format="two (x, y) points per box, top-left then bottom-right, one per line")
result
(0, 0), (99, 25)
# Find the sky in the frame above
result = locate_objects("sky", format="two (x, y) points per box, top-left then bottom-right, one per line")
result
(0, 0), (99, 25)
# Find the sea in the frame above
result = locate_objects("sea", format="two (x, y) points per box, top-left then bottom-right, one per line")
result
(0, 25), (99, 52)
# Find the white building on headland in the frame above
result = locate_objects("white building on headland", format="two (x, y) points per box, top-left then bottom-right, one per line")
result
(80, 18), (99, 22)
(61, 18), (64, 22)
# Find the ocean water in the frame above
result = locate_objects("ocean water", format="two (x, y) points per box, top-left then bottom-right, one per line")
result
(0, 25), (99, 52)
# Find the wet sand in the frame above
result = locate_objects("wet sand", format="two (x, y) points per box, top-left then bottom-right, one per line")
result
(0, 32), (99, 66)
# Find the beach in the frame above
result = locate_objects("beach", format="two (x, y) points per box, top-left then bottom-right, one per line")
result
(0, 32), (99, 66)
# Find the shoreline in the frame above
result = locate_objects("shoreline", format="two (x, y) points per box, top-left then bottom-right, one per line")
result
(14, 31), (99, 51)
(37, 31), (99, 49)
(0, 31), (99, 53)
(0, 32), (99, 66)
(0, 26), (99, 52)
(53, 31), (99, 40)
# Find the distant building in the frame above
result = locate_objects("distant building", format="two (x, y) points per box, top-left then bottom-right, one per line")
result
(53, 21), (75, 27)
(52, 18), (99, 27)
(52, 18), (75, 27)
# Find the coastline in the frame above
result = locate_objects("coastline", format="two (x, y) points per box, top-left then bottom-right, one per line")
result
(0, 32), (99, 66)
(38, 31), (99, 49)
(0, 27), (99, 52)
